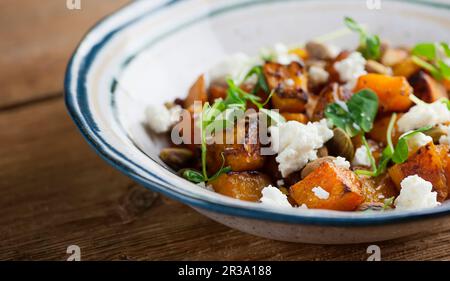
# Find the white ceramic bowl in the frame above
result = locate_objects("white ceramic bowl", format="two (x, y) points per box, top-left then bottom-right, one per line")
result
(65, 0), (450, 244)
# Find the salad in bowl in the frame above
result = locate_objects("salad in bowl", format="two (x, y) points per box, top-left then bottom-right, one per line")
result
(148, 17), (450, 213)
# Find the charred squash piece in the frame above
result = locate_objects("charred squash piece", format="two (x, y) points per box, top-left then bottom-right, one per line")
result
(184, 75), (208, 109)
(408, 71), (448, 103)
(263, 62), (308, 113)
(359, 174), (398, 203)
(280, 113), (309, 123)
(354, 74), (413, 112)
(206, 117), (265, 173)
(290, 161), (364, 211)
(208, 82), (228, 102)
(392, 57), (420, 78)
(311, 82), (351, 121)
(208, 171), (272, 202)
(436, 144), (450, 197)
(388, 143), (448, 202)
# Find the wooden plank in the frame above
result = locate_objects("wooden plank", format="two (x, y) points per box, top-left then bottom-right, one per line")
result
(1, 99), (450, 260)
(0, 0), (130, 108)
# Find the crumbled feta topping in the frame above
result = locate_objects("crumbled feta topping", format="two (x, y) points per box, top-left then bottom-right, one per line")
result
(397, 101), (450, 132)
(276, 179), (285, 187)
(269, 119), (334, 177)
(439, 124), (450, 145)
(208, 53), (262, 84)
(261, 43), (300, 65)
(308, 65), (330, 85)
(312, 186), (330, 200)
(334, 52), (367, 90)
(352, 145), (372, 167)
(394, 175), (440, 210)
(333, 156), (351, 169)
(146, 104), (182, 133)
(260, 185), (292, 208)
(406, 132), (432, 152)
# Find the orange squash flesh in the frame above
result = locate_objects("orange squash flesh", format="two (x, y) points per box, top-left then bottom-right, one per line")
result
(290, 162), (364, 211)
(388, 143), (448, 202)
(209, 172), (272, 202)
(353, 73), (413, 112)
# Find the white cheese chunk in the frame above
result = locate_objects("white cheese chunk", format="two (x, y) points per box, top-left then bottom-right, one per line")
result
(394, 175), (440, 210)
(397, 101), (450, 132)
(312, 186), (330, 200)
(146, 104), (182, 133)
(352, 145), (372, 167)
(333, 156), (351, 169)
(308, 65), (330, 85)
(334, 52), (367, 90)
(406, 132), (432, 152)
(260, 185), (292, 208)
(269, 119), (334, 177)
(439, 124), (450, 145)
(260, 43), (300, 65)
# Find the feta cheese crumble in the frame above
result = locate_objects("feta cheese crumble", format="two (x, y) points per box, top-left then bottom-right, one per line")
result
(269, 119), (334, 177)
(397, 101), (450, 132)
(308, 65), (330, 85)
(312, 186), (330, 200)
(334, 52), (367, 90)
(394, 175), (440, 210)
(352, 145), (372, 167)
(439, 124), (450, 145)
(260, 43), (300, 65)
(276, 179), (285, 187)
(406, 132), (432, 152)
(333, 156), (351, 169)
(260, 185), (292, 208)
(146, 104), (182, 133)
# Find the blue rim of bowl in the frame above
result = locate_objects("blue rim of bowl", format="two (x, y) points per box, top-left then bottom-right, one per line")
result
(65, 0), (450, 226)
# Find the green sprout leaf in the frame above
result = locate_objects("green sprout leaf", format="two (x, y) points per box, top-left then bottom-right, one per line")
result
(325, 89), (379, 137)
(411, 42), (450, 81)
(180, 169), (205, 183)
(392, 125), (433, 164)
(344, 17), (381, 60)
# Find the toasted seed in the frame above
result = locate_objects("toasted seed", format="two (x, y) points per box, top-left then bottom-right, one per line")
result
(159, 147), (193, 169)
(326, 128), (355, 161)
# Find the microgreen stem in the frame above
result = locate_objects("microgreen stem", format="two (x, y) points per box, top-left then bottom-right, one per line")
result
(362, 134), (377, 173)
(386, 113), (397, 152)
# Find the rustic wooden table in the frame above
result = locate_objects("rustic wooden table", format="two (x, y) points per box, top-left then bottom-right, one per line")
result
(1, 0), (450, 261)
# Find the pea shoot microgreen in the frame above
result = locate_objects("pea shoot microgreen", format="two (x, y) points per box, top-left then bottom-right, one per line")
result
(344, 17), (381, 60)
(411, 42), (450, 81)
(325, 89), (379, 137)
(182, 69), (283, 184)
(325, 89), (379, 175)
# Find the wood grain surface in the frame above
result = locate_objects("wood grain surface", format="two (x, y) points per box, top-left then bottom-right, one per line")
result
(1, 0), (450, 261)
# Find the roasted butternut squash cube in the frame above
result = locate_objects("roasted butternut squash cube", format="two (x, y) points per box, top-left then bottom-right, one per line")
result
(392, 57), (420, 78)
(388, 143), (448, 202)
(206, 118), (265, 173)
(359, 174), (398, 203)
(311, 83), (351, 121)
(408, 71), (448, 103)
(263, 62), (308, 112)
(280, 113), (309, 124)
(354, 74), (413, 112)
(184, 75), (208, 108)
(290, 162), (364, 211)
(208, 171), (272, 202)
(436, 144), (450, 198)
